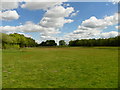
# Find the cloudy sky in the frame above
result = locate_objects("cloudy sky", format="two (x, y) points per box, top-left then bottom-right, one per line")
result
(0, 0), (119, 43)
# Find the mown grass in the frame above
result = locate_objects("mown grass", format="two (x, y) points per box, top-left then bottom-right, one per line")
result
(0, 49), (2, 89)
(2, 47), (118, 88)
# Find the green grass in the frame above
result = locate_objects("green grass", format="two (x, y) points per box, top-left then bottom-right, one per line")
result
(2, 47), (118, 88)
(0, 49), (2, 89)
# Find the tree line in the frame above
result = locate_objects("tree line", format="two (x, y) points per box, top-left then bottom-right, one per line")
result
(38, 40), (66, 46)
(0, 33), (119, 49)
(69, 36), (120, 46)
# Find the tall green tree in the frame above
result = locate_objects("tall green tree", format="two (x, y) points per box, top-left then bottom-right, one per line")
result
(59, 40), (66, 46)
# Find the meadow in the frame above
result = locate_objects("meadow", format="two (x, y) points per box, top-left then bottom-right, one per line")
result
(2, 47), (119, 88)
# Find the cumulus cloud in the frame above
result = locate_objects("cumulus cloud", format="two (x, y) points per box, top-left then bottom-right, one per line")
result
(100, 31), (118, 38)
(19, 0), (74, 41)
(0, 0), (20, 21)
(0, 21), (61, 35)
(63, 30), (119, 41)
(63, 13), (119, 41)
(21, 2), (61, 10)
(39, 5), (74, 40)
(64, 29), (101, 41)
(0, 0), (19, 10)
(81, 13), (118, 29)
(21, 0), (68, 10)
(0, 10), (20, 21)
(40, 6), (74, 28)
(1, 21), (48, 32)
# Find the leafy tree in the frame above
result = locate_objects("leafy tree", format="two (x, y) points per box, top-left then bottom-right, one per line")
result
(2, 33), (37, 49)
(59, 40), (66, 46)
(39, 40), (57, 46)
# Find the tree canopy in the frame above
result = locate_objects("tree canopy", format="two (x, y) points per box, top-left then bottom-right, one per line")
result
(39, 40), (57, 46)
(69, 36), (120, 47)
(59, 40), (66, 46)
(2, 33), (37, 49)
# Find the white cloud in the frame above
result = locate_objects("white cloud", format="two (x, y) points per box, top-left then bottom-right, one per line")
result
(39, 5), (75, 40)
(70, 10), (79, 17)
(111, 0), (120, 4)
(20, 0), (68, 2)
(0, 26), (18, 32)
(64, 19), (74, 23)
(21, 2), (61, 10)
(40, 35), (56, 40)
(0, 0), (20, 21)
(62, 13), (119, 41)
(64, 29), (101, 41)
(44, 6), (74, 18)
(100, 31), (118, 38)
(21, 0), (68, 10)
(115, 26), (120, 30)
(81, 16), (107, 29)
(0, 10), (20, 21)
(40, 6), (74, 28)
(0, 21), (60, 34)
(63, 30), (119, 41)
(0, 0), (19, 10)
(0, 21), (43, 32)
(81, 13), (118, 29)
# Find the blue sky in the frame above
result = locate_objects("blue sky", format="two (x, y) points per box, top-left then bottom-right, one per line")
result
(2, 2), (118, 26)
(0, 1), (119, 43)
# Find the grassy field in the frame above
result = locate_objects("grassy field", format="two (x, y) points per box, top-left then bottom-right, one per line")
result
(2, 47), (118, 88)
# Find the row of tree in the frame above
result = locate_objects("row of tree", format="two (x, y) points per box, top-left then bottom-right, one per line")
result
(69, 36), (120, 46)
(1, 33), (37, 49)
(35, 36), (120, 47)
(0, 33), (119, 49)
(38, 40), (66, 46)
